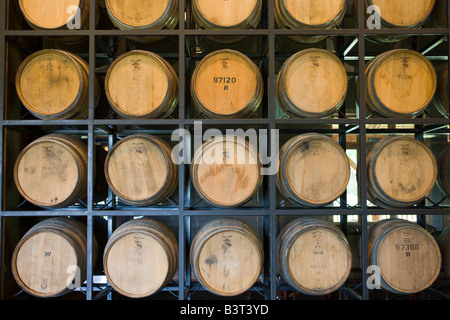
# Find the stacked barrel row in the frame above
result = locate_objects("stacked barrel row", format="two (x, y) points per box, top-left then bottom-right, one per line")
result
(11, 216), (449, 298)
(8, 0), (449, 302)
(15, 0), (450, 120)
(14, 46), (450, 121)
(12, 1), (450, 211)
(12, 131), (450, 210)
(17, 1), (448, 44)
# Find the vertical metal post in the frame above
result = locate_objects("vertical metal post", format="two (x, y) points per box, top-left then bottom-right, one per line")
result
(178, 0), (187, 301)
(0, 0), (7, 300)
(84, 0), (97, 301)
(266, 0), (278, 301)
(356, 0), (370, 301)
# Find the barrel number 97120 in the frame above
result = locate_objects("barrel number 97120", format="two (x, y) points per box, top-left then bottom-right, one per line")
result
(214, 77), (237, 91)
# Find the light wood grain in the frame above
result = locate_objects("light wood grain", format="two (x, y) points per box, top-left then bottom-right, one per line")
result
(105, 134), (177, 206)
(191, 49), (263, 118)
(369, 219), (441, 294)
(365, 50), (437, 118)
(19, 0), (88, 29)
(277, 133), (350, 207)
(277, 218), (352, 295)
(14, 134), (88, 208)
(105, 50), (178, 119)
(106, 0), (178, 30)
(369, 0), (435, 27)
(190, 218), (263, 296)
(17, 50), (80, 115)
(277, 49), (348, 118)
(275, 0), (346, 43)
(192, 0), (261, 28)
(281, 0), (346, 26)
(103, 218), (178, 298)
(15, 50), (97, 120)
(12, 218), (97, 298)
(367, 136), (437, 208)
(356, 0), (436, 42)
(191, 136), (262, 207)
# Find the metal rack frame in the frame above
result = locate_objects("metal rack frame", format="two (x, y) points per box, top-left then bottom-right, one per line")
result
(0, 0), (449, 301)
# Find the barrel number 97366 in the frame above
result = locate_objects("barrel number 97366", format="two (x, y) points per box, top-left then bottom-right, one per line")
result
(396, 243), (419, 257)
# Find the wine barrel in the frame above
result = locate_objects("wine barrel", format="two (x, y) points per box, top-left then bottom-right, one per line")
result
(366, 136), (438, 208)
(12, 217), (98, 298)
(105, 0), (178, 43)
(191, 136), (262, 208)
(368, 219), (441, 294)
(276, 49), (348, 118)
(190, 49), (263, 118)
(363, 49), (437, 118)
(103, 218), (178, 298)
(192, 0), (262, 43)
(276, 133), (350, 207)
(104, 134), (178, 206)
(437, 146), (450, 197)
(105, 50), (178, 119)
(438, 225), (450, 277)
(275, 0), (346, 44)
(190, 218), (263, 296)
(16, 49), (99, 120)
(277, 218), (352, 295)
(14, 134), (88, 208)
(435, 64), (449, 118)
(355, 0), (436, 43)
(19, 0), (91, 30)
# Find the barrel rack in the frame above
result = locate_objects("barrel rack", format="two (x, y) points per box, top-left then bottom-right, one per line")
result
(0, 0), (449, 301)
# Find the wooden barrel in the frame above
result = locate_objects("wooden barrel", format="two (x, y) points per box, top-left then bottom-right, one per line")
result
(16, 49), (99, 120)
(277, 218), (352, 295)
(190, 218), (264, 296)
(192, 0), (262, 43)
(105, 50), (178, 119)
(190, 49), (263, 118)
(105, 0), (178, 43)
(437, 146), (450, 197)
(276, 49), (348, 118)
(275, 0), (346, 44)
(366, 136), (438, 208)
(191, 136), (262, 208)
(103, 218), (178, 298)
(364, 50), (437, 118)
(14, 134), (88, 209)
(368, 219), (441, 294)
(438, 225), (450, 277)
(276, 133), (350, 207)
(12, 217), (98, 298)
(435, 64), (449, 118)
(104, 134), (178, 206)
(355, 0), (436, 43)
(19, 0), (91, 30)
